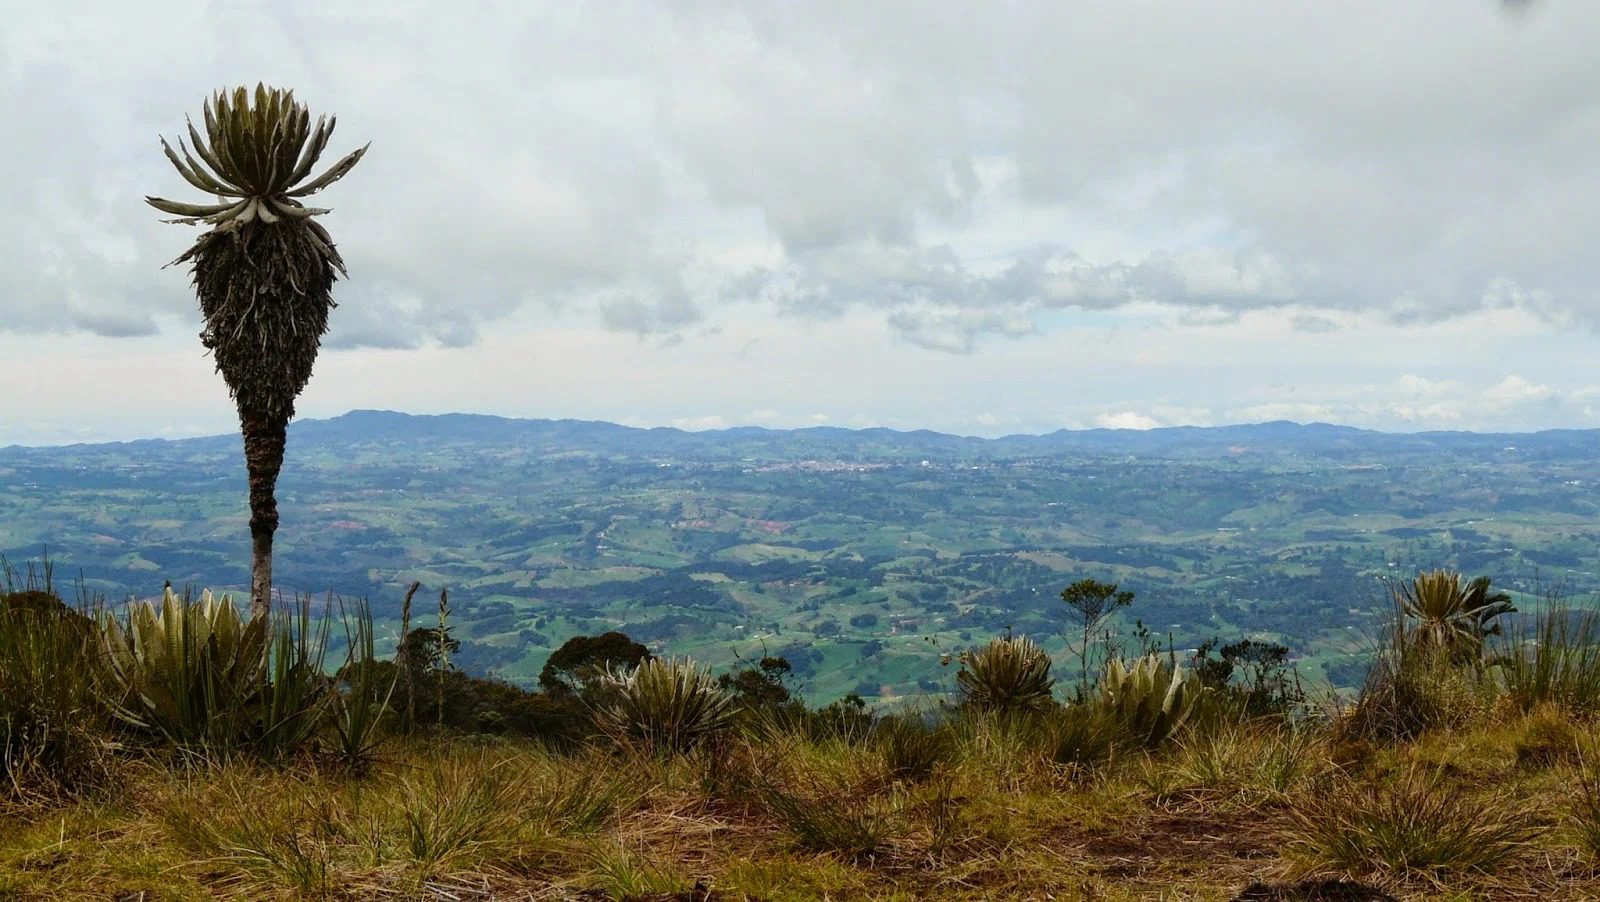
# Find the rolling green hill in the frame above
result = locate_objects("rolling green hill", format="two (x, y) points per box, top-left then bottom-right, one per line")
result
(4, 411), (1598, 700)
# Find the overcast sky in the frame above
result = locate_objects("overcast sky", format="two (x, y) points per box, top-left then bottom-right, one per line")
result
(4, 1), (1599, 444)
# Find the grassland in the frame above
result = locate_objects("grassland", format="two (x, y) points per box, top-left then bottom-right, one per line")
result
(9, 705), (1600, 900)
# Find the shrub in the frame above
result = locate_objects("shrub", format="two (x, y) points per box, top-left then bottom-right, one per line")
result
(956, 635), (1055, 713)
(872, 713), (955, 783)
(595, 657), (735, 754)
(100, 587), (331, 754)
(1394, 570), (1513, 660)
(1513, 706), (1579, 770)
(1493, 600), (1600, 713)
(539, 631), (650, 700)
(717, 655), (806, 723)
(1189, 636), (1306, 718)
(1284, 764), (1546, 882)
(0, 586), (110, 802)
(100, 587), (269, 747)
(1097, 654), (1205, 748)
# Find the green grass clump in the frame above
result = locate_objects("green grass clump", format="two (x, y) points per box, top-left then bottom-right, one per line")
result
(1512, 705), (1579, 769)
(1284, 764), (1547, 884)
(872, 712), (956, 783)
(0, 584), (110, 803)
(1494, 601), (1600, 713)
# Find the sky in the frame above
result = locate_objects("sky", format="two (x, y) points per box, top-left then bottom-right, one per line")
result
(4, 1), (1600, 445)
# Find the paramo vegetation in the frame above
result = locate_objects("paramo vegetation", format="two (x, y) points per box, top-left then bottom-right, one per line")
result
(9, 79), (1600, 900)
(7, 564), (1600, 899)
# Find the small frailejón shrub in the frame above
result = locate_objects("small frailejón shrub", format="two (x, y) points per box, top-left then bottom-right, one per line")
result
(1395, 570), (1514, 660)
(99, 587), (330, 753)
(956, 635), (1055, 713)
(1097, 654), (1205, 748)
(100, 587), (270, 747)
(596, 656), (735, 754)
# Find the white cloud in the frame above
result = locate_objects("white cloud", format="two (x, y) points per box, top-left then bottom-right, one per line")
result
(1483, 375), (1556, 407)
(5, 2), (1600, 442)
(1094, 412), (1161, 431)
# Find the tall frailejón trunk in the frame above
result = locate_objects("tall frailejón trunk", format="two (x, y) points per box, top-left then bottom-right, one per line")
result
(150, 87), (367, 619)
(243, 413), (286, 618)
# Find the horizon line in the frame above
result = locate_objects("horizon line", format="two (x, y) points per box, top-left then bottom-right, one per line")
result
(6, 406), (1600, 451)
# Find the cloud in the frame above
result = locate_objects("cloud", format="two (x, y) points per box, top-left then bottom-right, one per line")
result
(1483, 374), (1556, 407)
(1094, 412), (1161, 430)
(9, 2), (1600, 444)
(7, 2), (1600, 354)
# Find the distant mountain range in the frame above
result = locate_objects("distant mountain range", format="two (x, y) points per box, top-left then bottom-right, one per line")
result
(11, 408), (1599, 461)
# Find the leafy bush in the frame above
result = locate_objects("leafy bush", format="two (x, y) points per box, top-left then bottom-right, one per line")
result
(1097, 654), (1205, 748)
(1284, 764), (1546, 882)
(595, 657), (735, 754)
(539, 631), (650, 700)
(956, 635), (1055, 713)
(717, 654), (806, 722)
(1189, 636), (1306, 718)
(100, 587), (331, 755)
(100, 587), (271, 747)
(1395, 570), (1513, 659)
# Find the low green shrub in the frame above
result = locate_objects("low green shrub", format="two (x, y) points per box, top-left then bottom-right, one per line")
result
(1098, 653), (1206, 748)
(956, 635), (1055, 714)
(595, 657), (735, 754)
